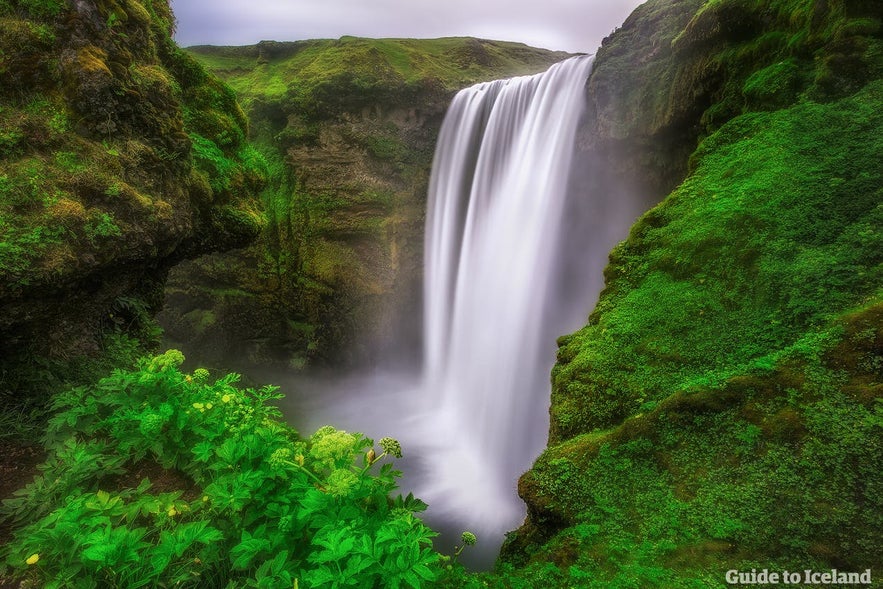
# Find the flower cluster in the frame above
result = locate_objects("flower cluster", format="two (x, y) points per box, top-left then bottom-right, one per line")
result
(268, 447), (293, 471)
(310, 427), (358, 469)
(192, 368), (210, 383)
(379, 437), (402, 458)
(326, 469), (359, 497)
(191, 401), (214, 413)
(146, 349), (185, 372)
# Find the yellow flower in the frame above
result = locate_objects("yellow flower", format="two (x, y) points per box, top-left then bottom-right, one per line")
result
(192, 402), (204, 410)
(205, 403), (213, 409)
(26, 553), (39, 565)
(167, 507), (178, 517)
(221, 394), (232, 403)
(202, 495), (209, 502)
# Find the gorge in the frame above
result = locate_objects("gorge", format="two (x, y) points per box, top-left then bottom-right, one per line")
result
(1, 0), (881, 587)
(282, 54), (647, 566)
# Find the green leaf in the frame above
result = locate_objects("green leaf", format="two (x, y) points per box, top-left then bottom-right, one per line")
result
(135, 477), (152, 494)
(304, 565), (335, 587)
(192, 441), (214, 462)
(413, 563), (436, 581)
(216, 437), (246, 465)
(231, 530), (272, 570)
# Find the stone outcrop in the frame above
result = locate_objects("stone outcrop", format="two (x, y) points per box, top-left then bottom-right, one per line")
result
(0, 0), (264, 395)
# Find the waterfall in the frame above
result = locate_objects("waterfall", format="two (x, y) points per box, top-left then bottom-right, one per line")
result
(283, 55), (640, 565)
(418, 55), (596, 537)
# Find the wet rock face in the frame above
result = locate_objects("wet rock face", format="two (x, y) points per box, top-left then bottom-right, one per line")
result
(0, 0), (264, 396)
(158, 38), (571, 371)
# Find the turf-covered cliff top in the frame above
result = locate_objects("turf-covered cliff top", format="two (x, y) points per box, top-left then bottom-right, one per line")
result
(187, 37), (572, 103)
(0, 0), (265, 395)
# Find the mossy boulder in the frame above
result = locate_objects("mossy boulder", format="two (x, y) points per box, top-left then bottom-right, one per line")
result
(158, 38), (570, 370)
(499, 0), (883, 586)
(0, 0), (264, 397)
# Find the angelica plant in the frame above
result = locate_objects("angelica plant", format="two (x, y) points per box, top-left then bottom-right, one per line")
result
(1, 351), (439, 589)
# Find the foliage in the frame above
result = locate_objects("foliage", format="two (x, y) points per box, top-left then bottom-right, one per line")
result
(1, 351), (439, 589)
(3, 0), (65, 20)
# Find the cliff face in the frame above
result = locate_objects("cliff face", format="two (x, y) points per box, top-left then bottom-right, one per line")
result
(503, 0), (883, 585)
(158, 38), (569, 370)
(0, 0), (264, 396)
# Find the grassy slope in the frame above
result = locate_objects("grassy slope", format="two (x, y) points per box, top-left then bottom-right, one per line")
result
(488, 1), (883, 587)
(552, 91), (883, 437)
(514, 88), (883, 588)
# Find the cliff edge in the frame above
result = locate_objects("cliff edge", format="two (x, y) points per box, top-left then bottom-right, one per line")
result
(503, 1), (883, 585)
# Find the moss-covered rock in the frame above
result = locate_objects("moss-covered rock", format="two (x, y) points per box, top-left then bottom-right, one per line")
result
(0, 0), (264, 397)
(158, 38), (570, 370)
(499, 0), (883, 585)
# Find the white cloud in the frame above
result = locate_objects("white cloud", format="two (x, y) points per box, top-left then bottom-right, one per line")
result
(169, 0), (644, 54)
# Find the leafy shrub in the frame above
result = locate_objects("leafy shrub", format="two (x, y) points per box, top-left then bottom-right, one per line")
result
(1, 351), (439, 588)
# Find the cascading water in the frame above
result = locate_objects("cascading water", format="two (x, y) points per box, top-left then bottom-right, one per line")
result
(417, 54), (596, 537)
(284, 54), (642, 564)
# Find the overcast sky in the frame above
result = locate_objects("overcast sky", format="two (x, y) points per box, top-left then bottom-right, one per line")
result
(170, 0), (646, 54)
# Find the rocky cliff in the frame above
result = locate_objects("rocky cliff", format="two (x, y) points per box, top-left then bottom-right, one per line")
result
(158, 38), (569, 370)
(501, 0), (883, 586)
(0, 0), (264, 397)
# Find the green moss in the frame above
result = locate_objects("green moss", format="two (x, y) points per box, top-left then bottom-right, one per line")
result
(364, 134), (409, 162)
(6, 0), (64, 19)
(182, 308), (216, 334)
(500, 302), (883, 587)
(0, 0), (265, 401)
(501, 1), (883, 583)
(551, 82), (883, 439)
(741, 58), (800, 108)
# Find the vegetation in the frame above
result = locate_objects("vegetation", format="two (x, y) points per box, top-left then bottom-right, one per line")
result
(2, 0), (881, 586)
(190, 37), (570, 108)
(502, 0), (883, 585)
(1, 351), (442, 588)
(551, 83), (883, 438)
